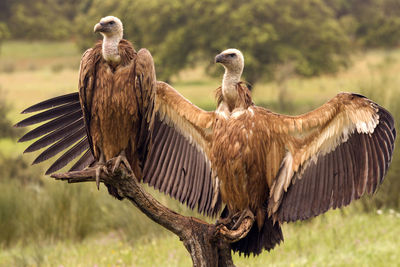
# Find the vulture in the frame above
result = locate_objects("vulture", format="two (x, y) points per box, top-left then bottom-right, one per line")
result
(210, 48), (396, 255)
(14, 16), (221, 216)
(16, 46), (396, 256)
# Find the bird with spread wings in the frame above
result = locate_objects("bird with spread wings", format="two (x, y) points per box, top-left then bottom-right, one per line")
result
(15, 16), (221, 216)
(16, 38), (395, 256)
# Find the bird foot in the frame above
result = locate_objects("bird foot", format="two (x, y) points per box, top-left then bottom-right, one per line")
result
(216, 216), (234, 228)
(90, 163), (108, 190)
(231, 209), (254, 230)
(215, 209), (255, 242)
(112, 151), (133, 174)
(216, 209), (254, 231)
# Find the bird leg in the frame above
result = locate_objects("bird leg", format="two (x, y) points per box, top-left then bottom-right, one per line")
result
(90, 152), (108, 190)
(112, 150), (133, 174)
(216, 209), (255, 230)
(231, 209), (254, 230)
(215, 209), (255, 243)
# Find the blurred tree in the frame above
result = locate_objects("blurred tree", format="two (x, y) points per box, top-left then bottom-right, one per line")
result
(0, 23), (10, 54)
(7, 0), (81, 40)
(74, 0), (350, 84)
(0, 94), (23, 140)
(325, 0), (400, 48)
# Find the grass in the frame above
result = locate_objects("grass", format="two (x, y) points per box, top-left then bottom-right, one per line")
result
(0, 41), (81, 72)
(1, 209), (399, 267)
(1, 41), (400, 266)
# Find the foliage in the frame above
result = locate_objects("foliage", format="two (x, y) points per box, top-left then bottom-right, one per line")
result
(0, 92), (23, 139)
(325, 0), (400, 48)
(4, 0), (81, 40)
(0, 162), (171, 248)
(0, 23), (10, 41)
(0, 22), (10, 55)
(2, 0), (400, 82)
(73, 0), (350, 83)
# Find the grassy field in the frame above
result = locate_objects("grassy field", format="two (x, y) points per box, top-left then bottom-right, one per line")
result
(1, 41), (400, 266)
(1, 209), (400, 267)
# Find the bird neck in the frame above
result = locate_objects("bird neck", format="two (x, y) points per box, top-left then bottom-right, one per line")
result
(222, 68), (241, 108)
(102, 35), (122, 63)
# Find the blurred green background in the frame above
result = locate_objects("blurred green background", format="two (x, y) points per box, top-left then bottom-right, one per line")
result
(0, 0), (400, 266)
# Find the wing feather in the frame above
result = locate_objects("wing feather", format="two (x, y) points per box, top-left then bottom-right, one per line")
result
(15, 102), (81, 128)
(46, 138), (90, 175)
(170, 138), (188, 198)
(32, 127), (86, 165)
(311, 158), (323, 216)
(159, 129), (180, 192)
(21, 93), (80, 114)
(24, 119), (84, 153)
(264, 93), (395, 223)
(69, 149), (95, 172)
(17, 109), (82, 142)
(142, 81), (221, 216)
(165, 136), (185, 196)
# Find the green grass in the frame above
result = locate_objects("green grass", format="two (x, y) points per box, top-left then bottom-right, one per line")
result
(0, 41), (81, 72)
(1, 41), (400, 266)
(1, 209), (399, 267)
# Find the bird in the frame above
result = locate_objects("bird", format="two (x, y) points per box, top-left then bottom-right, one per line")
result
(80, 15), (155, 188)
(209, 48), (396, 255)
(14, 16), (221, 216)
(16, 47), (396, 256)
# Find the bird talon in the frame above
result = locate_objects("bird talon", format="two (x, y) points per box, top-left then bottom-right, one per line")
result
(96, 169), (100, 190)
(112, 152), (133, 174)
(232, 209), (254, 230)
(94, 164), (108, 190)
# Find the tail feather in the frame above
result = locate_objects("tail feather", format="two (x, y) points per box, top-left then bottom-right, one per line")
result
(219, 206), (283, 256)
(231, 214), (283, 256)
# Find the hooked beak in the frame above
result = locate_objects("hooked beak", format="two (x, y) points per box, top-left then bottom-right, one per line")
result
(215, 54), (224, 63)
(94, 23), (104, 33)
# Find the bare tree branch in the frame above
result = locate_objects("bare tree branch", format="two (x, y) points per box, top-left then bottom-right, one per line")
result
(51, 158), (254, 267)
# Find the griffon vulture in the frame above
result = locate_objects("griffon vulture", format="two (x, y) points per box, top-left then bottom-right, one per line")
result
(16, 48), (395, 256)
(14, 16), (221, 216)
(210, 48), (395, 255)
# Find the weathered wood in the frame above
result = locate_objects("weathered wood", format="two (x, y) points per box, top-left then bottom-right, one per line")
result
(51, 159), (254, 266)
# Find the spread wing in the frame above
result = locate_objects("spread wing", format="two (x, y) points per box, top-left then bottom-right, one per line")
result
(14, 91), (94, 174)
(143, 81), (221, 216)
(15, 82), (221, 216)
(13, 47), (99, 175)
(261, 93), (396, 223)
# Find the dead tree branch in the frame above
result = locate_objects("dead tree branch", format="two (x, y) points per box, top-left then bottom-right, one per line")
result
(51, 158), (254, 267)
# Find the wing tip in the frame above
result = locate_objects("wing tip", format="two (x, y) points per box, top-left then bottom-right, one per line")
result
(45, 168), (55, 176)
(14, 121), (24, 128)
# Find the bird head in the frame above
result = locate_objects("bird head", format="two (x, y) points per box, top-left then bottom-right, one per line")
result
(215, 49), (244, 74)
(94, 16), (123, 39)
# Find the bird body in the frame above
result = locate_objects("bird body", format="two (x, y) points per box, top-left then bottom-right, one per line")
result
(78, 16), (158, 185)
(79, 39), (143, 178)
(212, 83), (276, 230)
(211, 48), (395, 255)
(15, 17), (221, 216)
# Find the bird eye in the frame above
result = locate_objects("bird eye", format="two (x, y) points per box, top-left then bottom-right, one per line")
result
(228, 53), (236, 57)
(109, 21), (115, 25)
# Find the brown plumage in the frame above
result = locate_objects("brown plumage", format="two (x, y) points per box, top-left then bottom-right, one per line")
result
(151, 49), (396, 255)
(211, 49), (395, 255)
(76, 16), (159, 191)
(16, 45), (396, 256)
(15, 16), (221, 216)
